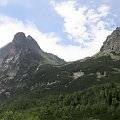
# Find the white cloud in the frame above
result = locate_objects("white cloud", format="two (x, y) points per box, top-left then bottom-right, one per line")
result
(50, 0), (115, 61)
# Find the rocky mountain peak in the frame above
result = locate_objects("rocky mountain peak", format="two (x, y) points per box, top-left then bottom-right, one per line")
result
(11, 32), (40, 53)
(12, 32), (27, 44)
(12, 32), (28, 53)
(100, 27), (120, 52)
(26, 35), (40, 50)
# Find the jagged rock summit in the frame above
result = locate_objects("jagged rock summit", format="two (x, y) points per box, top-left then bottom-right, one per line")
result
(0, 32), (65, 66)
(100, 27), (120, 52)
(12, 32), (40, 52)
(0, 32), (40, 66)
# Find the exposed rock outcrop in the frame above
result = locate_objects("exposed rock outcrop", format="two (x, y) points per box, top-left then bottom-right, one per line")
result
(100, 27), (120, 52)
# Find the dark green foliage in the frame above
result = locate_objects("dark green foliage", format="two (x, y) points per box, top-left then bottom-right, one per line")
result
(26, 55), (120, 93)
(1, 83), (120, 120)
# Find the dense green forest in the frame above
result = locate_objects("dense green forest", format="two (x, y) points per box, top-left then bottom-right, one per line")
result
(0, 82), (120, 120)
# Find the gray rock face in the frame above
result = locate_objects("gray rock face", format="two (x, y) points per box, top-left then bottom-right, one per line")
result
(12, 32), (40, 53)
(0, 32), (42, 80)
(0, 43), (12, 66)
(100, 27), (120, 52)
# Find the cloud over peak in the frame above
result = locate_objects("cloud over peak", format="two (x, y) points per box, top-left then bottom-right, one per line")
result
(0, 1), (116, 61)
(51, 1), (113, 44)
(49, 0), (116, 61)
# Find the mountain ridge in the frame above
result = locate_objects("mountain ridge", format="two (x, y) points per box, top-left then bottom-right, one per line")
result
(0, 32), (65, 66)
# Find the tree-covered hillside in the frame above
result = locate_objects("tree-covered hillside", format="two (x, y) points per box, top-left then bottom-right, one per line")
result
(1, 83), (120, 120)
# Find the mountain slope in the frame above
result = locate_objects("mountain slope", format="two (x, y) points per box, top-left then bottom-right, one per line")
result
(0, 32), (65, 104)
(0, 28), (120, 120)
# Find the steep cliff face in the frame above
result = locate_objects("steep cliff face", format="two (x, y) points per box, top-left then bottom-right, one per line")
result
(0, 43), (12, 67)
(100, 27), (120, 52)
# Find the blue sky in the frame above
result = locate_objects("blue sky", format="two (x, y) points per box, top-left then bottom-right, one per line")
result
(0, 0), (119, 61)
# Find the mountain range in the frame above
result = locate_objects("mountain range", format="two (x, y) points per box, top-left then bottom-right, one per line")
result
(0, 27), (120, 120)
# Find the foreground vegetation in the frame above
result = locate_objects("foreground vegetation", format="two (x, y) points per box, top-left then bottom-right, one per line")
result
(0, 82), (120, 120)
